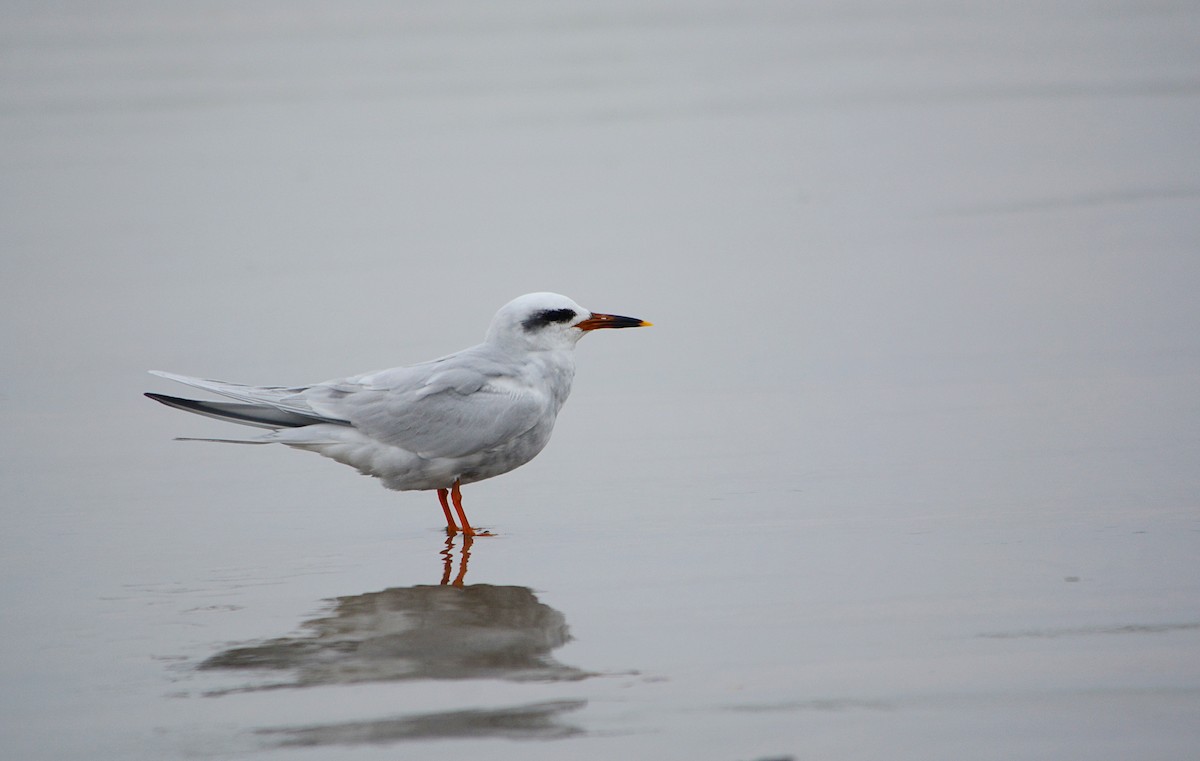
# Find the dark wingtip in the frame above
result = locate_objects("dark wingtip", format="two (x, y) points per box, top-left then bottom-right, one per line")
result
(145, 392), (181, 405)
(145, 392), (205, 413)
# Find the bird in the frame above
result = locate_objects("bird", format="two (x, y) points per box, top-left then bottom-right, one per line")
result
(146, 292), (651, 536)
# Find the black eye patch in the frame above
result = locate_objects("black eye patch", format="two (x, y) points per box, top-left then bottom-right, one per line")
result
(522, 308), (578, 331)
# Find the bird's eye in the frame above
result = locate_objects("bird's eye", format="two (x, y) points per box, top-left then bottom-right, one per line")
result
(522, 308), (577, 331)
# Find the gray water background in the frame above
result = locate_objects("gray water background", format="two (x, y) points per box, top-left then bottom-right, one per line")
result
(2, 2), (1199, 759)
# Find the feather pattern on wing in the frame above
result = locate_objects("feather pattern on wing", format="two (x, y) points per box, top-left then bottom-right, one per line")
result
(299, 346), (556, 459)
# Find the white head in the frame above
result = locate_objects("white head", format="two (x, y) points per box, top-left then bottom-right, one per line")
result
(484, 292), (650, 352)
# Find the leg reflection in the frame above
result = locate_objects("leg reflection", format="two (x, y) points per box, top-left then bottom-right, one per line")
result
(439, 533), (473, 587)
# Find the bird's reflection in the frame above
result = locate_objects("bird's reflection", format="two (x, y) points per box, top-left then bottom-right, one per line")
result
(200, 536), (589, 690)
(257, 699), (587, 747)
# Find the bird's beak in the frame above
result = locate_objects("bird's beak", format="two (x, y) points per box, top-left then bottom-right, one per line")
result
(576, 313), (653, 331)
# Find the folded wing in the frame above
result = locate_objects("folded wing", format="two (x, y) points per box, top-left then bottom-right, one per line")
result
(149, 353), (548, 460)
(316, 360), (547, 459)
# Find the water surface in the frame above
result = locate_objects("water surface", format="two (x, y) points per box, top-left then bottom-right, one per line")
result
(2, 2), (1199, 760)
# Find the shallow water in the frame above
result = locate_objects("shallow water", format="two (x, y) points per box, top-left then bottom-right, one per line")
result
(3, 2), (1200, 760)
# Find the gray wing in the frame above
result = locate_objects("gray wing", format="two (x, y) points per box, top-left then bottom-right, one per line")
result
(301, 352), (549, 458)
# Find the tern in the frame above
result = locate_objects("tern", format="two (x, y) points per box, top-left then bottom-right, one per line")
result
(146, 292), (651, 536)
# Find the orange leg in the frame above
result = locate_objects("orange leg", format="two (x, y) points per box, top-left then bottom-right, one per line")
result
(437, 488), (459, 534)
(449, 479), (476, 537)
